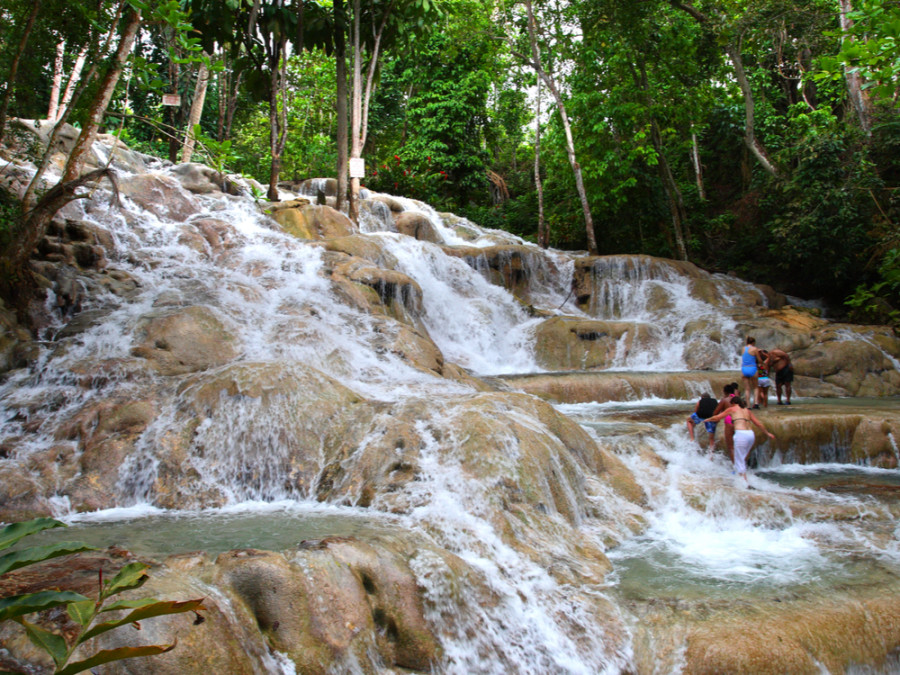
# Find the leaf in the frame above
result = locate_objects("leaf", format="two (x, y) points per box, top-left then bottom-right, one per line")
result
(100, 562), (149, 599)
(77, 599), (205, 644)
(0, 591), (90, 622)
(67, 599), (97, 626)
(100, 598), (158, 613)
(0, 518), (66, 552)
(0, 542), (96, 577)
(55, 643), (177, 675)
(19, 618), (69, 668)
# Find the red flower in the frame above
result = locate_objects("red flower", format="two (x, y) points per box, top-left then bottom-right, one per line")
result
(403, 170), (408, 175)
(394, 155), (400, 162)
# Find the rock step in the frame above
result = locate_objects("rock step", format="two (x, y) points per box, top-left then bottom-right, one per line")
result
(493, 370), (845, 404)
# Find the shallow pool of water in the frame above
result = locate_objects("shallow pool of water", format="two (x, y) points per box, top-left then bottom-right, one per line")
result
(25, 504), (401, 558)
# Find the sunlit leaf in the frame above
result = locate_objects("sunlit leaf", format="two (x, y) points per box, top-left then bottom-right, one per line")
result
(78, 599), (205, 644)
(55, 643), (177, 675)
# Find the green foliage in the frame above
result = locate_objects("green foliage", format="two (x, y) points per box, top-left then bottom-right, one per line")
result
(0, 517), (204, 675)
(847, 248), (900, 325)
(815, 0), (900, 102)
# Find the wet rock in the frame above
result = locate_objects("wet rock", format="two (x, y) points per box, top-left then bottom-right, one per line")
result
(792, 326), (900, 396)
(322, 234), (399, 269)
(533, 316), (661, 371)
(332, 257), (424, 320)
(140, 362), (369, 509)
(131, 305), (240, 375)
(172, 162), (241, 195)
(443, 244), (557, 304)
(119, 173), (202, 221)
(271, 202), (356, 240)
(394, 211), (441, 243)
(368, 194), (404, 212)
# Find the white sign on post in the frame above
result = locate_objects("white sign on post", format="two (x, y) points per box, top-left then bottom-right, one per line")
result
(162, 94), (181, 107)
(349, 158), (365, 179)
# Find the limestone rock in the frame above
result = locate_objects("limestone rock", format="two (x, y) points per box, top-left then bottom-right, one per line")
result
(131, 305), (240, 375)
(172, 162), (241, 195)
(272, 202), (356, 240)
(119, 173), (202, 222)
(534, 316), (661, 371)
(394, 211), (441, 243)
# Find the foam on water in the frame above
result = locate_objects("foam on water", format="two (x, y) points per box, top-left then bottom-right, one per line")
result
(373, 233), (543, 374)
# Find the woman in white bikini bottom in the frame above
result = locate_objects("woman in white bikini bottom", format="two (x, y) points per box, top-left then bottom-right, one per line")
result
(705, 396), (775, 483)
(733, 429), (756, 475)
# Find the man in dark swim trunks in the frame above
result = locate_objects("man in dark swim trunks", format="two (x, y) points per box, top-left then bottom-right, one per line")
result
(687, 392), (719, 454)
(765, 348), (793, 405)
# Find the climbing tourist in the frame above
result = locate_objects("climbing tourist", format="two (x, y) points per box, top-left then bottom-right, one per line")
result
(687, 392), (719, 454)
(740, 336), (762, 405)
(756, 350), (771, 408)
(765, 348), (794, 405)
(712, 382), (738, 463)
(706, 396), (775, 484)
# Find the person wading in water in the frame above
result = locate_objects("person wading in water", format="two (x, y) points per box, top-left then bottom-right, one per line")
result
(705, 395), (775, 485)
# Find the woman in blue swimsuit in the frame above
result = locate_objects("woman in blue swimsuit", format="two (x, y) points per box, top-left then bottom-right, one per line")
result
(740, 336), (761, 405)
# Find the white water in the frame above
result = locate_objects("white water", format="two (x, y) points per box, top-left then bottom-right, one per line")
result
(2, 154), (900, 673)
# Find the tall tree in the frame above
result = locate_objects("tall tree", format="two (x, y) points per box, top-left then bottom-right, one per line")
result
(63, 6), (142, 182)
(0, 0), (42, 147)
(510, 0), (598, 254)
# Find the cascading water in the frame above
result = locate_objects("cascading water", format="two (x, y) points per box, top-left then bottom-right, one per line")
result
(2, 143), (900, 674)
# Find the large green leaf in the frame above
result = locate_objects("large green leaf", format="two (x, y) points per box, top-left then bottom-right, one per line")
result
(67, 599), (97, 627)
(0, 518), (66, 552)
(55, 643), (177, 675)
(0, 591), (90, 622)
(100, 562), (149, 599)
(77, 599), (205, 644)
(20, 618), (69, 669)
(0, 542), (97, 577)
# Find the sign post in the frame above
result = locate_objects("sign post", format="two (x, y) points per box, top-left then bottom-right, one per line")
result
(162, 94), (181, 107)
(349, 157), (365, 179)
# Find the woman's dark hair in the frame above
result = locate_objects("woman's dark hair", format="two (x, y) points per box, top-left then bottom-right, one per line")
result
(746, 336), (756, 345)
(723, 382), (739, 395)
(732, 395), (747, 408)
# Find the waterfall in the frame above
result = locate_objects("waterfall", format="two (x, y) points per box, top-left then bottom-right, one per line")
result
(2, 146), (900, 675)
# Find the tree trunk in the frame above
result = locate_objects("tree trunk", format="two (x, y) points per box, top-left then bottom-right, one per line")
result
(0, 0), (42, 147)
(224, 71), (242, 141)
(650, 119), (689, 261)
(726, 41), (779, 178)
(349, 0), (363, 222)
(47, 40), (66, 121)
(22, 3), (124, 212)
(181, 55), (211, 163)
(334, 0), (349, 212)
(669, 1), (779, 178)
(266, 39), (289, 201)
(216, 54), (228, 142)
(534, 79), (547, 249)
(523, 0), (597, 254)
(63, 7), (142, 183)
(633, 59), (689, 260)
(838, 0), (873, 136)
(691, 129), (705, 200)
(59, 45), (89, 117)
